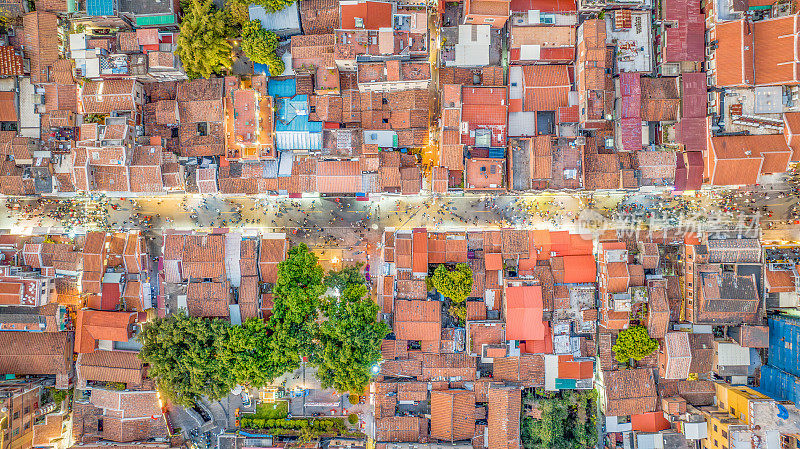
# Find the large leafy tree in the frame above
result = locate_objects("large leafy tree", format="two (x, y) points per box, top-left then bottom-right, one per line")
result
(522, 391), (598, 449)
(241, 20), (285, 75)
(221, 318), (274, 388)
(139, 313), (234, 406)
(313, 269), (389, 394)
(176, 0), (234, 79)
(253, 0), (296, 14)
(264, 244), (326, 379)
(324, 264), (364, 292)
(431, 263), (473, 303)
(225, 0), (252, 25)
(612, 326), (659, 363)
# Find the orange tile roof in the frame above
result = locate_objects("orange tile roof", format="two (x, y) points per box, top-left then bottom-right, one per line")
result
(766, 268), (795, 293)
(784, 112), (800, 160)
(0, 46), (23, 76)
(488, 385), (521, 449)
(316, 160), (362, 193)
(709, 134), (792, 185)
(22, 11), (59, 84)
(603, 368), (658, 416)
(504, 285), (544, 341)
(714, 19), (753, 86)
(75, 310), (136, 354)
(484, 253), (502, 271)
(468, 321), (504, 354)
(394, 299), (441, 341)
(430, 390), (476, 441)
(631, 411), (671, 433)
(522, 65), (571, 111)
(0, 332), (72, 382)
(340, 0), (393, 30)
(557, 354), (593, 379)
(563, 254), (597, 284)
(753, 15), (799, 86)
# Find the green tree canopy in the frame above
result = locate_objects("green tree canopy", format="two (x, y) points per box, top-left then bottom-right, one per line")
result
(176, 0), (234, 79)
(431, 263), (473, 303)
(252, 0), (296, 14)
(224, 0), (252, 25)
(522, 391), (598, 449)
(324, 263), (365, 292)
(612, 325), (659, 363)
(264, 243), (326, 379)
(221, 318), (275, 388)
(313, 269), (389, 394)
(139, 313), (234, 406)
(241, 20), (285, 75)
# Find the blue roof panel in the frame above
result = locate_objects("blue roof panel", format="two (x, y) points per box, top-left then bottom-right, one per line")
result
(758, 365), (800, 404)
(768, 315), (800, 377)
(268, 78), (296, 98)
(87, 0), (114, 15)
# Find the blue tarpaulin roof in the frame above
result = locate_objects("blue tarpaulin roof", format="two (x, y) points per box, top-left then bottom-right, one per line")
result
(268, 78), (296, 98)
(87, 0), (114, 15)
(767, 315), (800, 377)
(758, 365), (800, 404)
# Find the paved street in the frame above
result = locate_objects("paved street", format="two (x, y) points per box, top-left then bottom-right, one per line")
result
(3, 183), (800, 242)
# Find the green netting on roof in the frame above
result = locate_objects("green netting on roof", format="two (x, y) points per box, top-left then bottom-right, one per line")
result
(135, 14), (176, 26)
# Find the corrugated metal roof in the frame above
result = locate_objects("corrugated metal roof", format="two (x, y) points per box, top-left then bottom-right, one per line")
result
(248, 3), (301, 35)
(759, 365), (800, 403)
(87, 0), (114, 15)
(767, 315), (800, 377)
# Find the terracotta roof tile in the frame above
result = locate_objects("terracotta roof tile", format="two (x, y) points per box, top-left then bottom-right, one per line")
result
(487, 385), (521, 449)
(431, 390), (476, 441)
(602, 368), (658, 416)
(22, 11), (59, 84)
(394, 299), (441, 341)
(522, 65), (571, 111)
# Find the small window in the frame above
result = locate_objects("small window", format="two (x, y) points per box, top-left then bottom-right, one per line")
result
(23, 422), (29, 430)
(309, 106), (316, 113)
(382, 118), (389, 124)
(197, 122), (208, 136)
(171, 127), (179, 138)
(382, 98), (389, 105)
(730, 407), (736, 416)
(713, 424), (717, 432)
(12, 411), (18, 419)
(97, 419), (104, 432)
(12, 428), (19, 437)
(23, 406), (29, 415)
(714, 440), (718, 447)
(721, 430), (727, 439)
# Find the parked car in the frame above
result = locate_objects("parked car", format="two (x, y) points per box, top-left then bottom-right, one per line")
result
(241, 392), (251, 407)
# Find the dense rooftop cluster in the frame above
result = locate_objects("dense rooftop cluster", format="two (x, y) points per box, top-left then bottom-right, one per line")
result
(3, 0), (800, 448)
(0, 0), (799, 196)
(1, 226), (798, 449)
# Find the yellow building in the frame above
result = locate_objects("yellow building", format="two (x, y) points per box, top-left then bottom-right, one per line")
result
(708, 381), (800, 449)
(702, 383), (778, 449)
